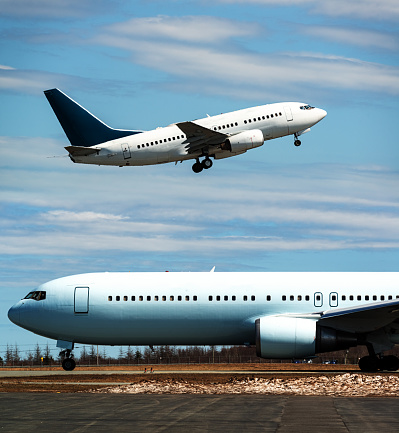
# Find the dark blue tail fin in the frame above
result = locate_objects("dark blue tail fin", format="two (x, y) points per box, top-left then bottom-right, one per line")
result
(44, 89), (142, 147)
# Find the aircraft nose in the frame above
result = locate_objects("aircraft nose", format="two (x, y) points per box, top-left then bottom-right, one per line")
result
(8, 303), (21, 325)
(318, 108), (327, 120)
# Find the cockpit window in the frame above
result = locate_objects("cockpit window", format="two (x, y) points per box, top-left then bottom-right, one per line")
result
(24, 291), (46, 301)
(300, 105), (314, 110)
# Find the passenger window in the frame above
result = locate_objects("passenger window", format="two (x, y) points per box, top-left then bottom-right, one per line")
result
(305, 295), (310, 301)
(251, 295), (255, 301)
(290, 295), (294, 301)
(147, 296), (151, 301)
(342, 295), (346, 301)
(349, 295), (354, 301)
(381, 295), (385, 301)
(139, 296), (143, 301)
(170, 296), (174, 301)
(267, 295), (271, 301)
(243, 295), (248, 301)
(224, 295), (228, 301)
(365, 295), (369, 301)
(357, 295), (361, 301)
(108, 296), (112, 301)
(116, 296), (120, 301)
(154, 296), (159, 301)
(282, 295), (286, 301)
(216, 295), (221, 301)
(131, 296), (135, 301)
(373, 295), (377, 301)
(124, 296), (128, 301)
(162, 296), (166, 301)
(178, 295), (182, 301)
(209, 295), (213, 301)
(185, 296), (189, 301)
(193, 296), (197, 301)
(271, 114), (274, 118)
(232, 295), (236, 301)
(244, 120), (247, 124)
(298, 295), (302, 301)
(388, 295), (393, 300)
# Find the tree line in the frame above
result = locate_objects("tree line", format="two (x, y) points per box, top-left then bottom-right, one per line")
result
(2, 343), (399, 367)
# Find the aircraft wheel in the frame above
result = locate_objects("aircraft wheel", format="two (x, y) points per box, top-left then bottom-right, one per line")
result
(294, 139), (301, 147)
(192, 161), (203, 173)
(192, 162), (203, 173)
(202, 158), (213, 170)
(62, 357), (76, 371)
(380, 355), (399, 371)
(358, 355), (379, 372)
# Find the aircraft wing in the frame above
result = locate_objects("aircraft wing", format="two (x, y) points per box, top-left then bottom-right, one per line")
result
(65, 146), (100, 156)
(316, 299), (399, 333)
(176, 121), (228, 154)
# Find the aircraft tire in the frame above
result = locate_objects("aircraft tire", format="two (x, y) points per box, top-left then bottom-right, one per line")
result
(202, 158), (213, 169)
(62, 357), (76, 371)
(380, 355), (399, 371)
(358, 355), (379, 372)
(192, 162), (203, 173)
(294, 139), (301, 147)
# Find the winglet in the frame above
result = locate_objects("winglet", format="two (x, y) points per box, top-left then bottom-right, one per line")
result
(210, 266), (215, 272)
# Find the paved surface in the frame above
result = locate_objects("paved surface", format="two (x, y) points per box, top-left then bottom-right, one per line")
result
(1, 394), (399, 432)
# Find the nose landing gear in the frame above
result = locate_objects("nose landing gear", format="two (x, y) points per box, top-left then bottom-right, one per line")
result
(59, 347), (76, 371)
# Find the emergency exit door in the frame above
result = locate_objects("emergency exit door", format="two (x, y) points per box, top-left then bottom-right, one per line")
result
(74, 287), (89, 313)
(121, 143), (131, 159)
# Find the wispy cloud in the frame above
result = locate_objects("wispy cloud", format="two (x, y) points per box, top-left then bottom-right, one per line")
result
(92, 16), (399, 98)
(302, 26), (399, 51)
(216, 0), (399, 21)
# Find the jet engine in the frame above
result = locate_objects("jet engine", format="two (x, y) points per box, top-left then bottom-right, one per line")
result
(255, 316), (358, 359)
(221, 129), (264, 154)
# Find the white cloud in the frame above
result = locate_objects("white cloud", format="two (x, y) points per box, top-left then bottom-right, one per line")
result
(216, 0), (399, 21)
(93, 19), (399, 96)
(302, 26), (398, 51)
(105, 16), (260, 44)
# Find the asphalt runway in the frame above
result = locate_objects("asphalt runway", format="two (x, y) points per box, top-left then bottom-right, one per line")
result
(2, 393), (399, 432)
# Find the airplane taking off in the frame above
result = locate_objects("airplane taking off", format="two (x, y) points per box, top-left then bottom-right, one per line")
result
(8, 271), (399, 372)
(44, 89), (326, 173)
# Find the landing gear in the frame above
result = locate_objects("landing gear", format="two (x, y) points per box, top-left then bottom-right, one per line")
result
(62, 357), (76, 371)
(358, 344), (399, 372)
(192, 159), (203, 173)
(60, 348), (76, 371)
(192, 157), (213, 173)
(294, 133), (301, 147)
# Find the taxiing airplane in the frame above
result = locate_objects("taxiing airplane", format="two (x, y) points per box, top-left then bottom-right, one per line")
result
(44, 89), (326, 173)
(8, 271), (399, 372)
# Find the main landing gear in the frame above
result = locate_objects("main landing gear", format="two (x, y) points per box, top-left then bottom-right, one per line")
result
(60, 348), (76, 371)
(192, 157), (213, 173)
(358, 344), (399, 372)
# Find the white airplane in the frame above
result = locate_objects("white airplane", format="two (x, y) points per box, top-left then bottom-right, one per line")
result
(8, 271), (399, 372)
(44, 89), (326, 173)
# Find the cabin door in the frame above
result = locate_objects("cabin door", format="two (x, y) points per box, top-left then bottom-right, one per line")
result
(74, 287), (89, 313)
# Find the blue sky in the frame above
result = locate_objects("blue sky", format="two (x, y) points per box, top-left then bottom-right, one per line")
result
(1, 0), (399, 359)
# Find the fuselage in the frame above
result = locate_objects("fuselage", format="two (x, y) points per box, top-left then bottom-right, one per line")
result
(8, 272), (399, 346)
(71, 102), (326, 166)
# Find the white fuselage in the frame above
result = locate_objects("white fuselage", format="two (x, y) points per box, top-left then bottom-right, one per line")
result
(71, 103), (326, 166)
(8, 272), (399, 348)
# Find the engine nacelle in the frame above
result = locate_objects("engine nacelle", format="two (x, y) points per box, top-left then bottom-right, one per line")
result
(222, 129), (264, 154)
(255, 316), (358, 359)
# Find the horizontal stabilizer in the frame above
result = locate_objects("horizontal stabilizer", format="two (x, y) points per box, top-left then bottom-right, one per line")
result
(65, 146), (100, 157)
